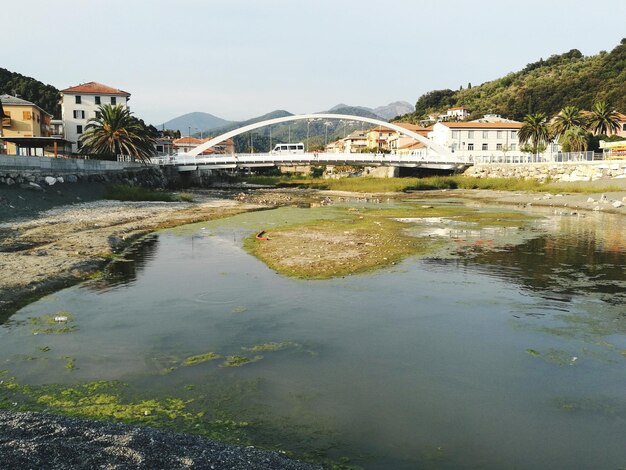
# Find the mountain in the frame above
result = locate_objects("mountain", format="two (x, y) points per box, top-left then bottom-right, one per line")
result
(397, 38), (626, 123)
(0, 68), (61, 117)
(158, 112), (233, 136)
(325, 106), (383, 120)
(327, 101), (414, 120)
(373, 101), (414, 120)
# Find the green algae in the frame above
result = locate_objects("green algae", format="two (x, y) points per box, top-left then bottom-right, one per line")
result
(220, 355), (263, 367)
(243, 341), (300, 353)
(29, 311), (77, 335)
(64, 356), (76, 370)
(183, 352), (221, 366)
(231, 306), (248, 314)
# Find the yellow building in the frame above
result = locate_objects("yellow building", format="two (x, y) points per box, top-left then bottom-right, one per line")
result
(1, 94), (52, 155)
(364, 127), (395, 151)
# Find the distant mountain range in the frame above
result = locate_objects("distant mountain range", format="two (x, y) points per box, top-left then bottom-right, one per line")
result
(328, 101), (414, 120)
(157, 101), (415, 138)
(157, 112), (234, 136)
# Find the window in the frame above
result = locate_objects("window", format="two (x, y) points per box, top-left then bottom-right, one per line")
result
(95, 111), (101, 119)
(95, 96), (101, 105)
(452, 130), (459, 138)
(451, 143), (457, 151)
(3, 111), (10, 118)
(622, 124), (626, 131)
(510, 144), (516, 151)
(496, 143), (503, 150)
(75, 96), (81, 104)
(482, 143), (488, 151)
(156, 145), (164, 152)
(76, 125), (83, 134)
(511, 130), (518, 138)
(468, 143), (474, 151)
(482, 130), (488, 139)
(468, 130), (474, 138)
(23, 111), (32, 120)
(73, 110), (86, 119)
(497, 131), (503, 139)
(111, 97), (116, 105)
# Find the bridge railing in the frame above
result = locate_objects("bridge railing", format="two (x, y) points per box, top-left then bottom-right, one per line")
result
(153, 151), (471, 167)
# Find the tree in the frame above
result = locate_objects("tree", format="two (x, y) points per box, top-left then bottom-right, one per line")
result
(559, 126), (588, 152)
(588, 101), (620, 135)
(519, 113), (551, 156)
(551, 106), (586, 137)
(79, 104), (156, 164)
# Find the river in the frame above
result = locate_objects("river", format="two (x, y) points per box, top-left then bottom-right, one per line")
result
(2, 201), (626, 469)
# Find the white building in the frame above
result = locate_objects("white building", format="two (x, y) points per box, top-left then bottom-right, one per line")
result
(60, 82), (130, 153)
(428, 117), (558, 161)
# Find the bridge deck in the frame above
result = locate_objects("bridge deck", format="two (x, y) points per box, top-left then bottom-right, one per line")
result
(153, 152), (471, 171)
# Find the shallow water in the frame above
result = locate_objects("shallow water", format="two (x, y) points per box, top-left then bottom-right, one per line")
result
(3, 203), (626, 469)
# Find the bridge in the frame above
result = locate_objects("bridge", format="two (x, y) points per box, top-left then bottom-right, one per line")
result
(153, 113), (472, 172)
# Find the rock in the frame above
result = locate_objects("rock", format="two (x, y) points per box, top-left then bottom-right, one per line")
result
(66, 174), (78, 183)
(5, 178), (15, 186)
(587, 197), (595, 203)
(612, 200), (624, 208)
(44, 176), (56, 186)
(599, 194), (608, 203)
(56, 177), (64, 184)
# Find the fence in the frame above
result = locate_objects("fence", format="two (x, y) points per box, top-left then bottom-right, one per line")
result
(471, 151), (609, 164)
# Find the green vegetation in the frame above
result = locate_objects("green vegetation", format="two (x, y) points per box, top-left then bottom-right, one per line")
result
(0, 67), (60, 117)
(79, 104), (157, 163)
(183, 352), (221, 366)
(243, 342), (299, 353)
(104, 184), (176, 201)
(178, 192), (194, 202)
(398, 39), (626, 122)
(242, 203), (536, 279)
(29, 311), (77, 335)
(220, 355), (263, 367)
(240, 174), (619, 194)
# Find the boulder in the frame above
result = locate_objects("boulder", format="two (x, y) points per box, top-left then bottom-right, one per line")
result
(44, 176), (57, 186)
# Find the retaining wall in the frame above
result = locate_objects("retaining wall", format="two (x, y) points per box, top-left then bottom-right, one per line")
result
(464, 161), (626, 181)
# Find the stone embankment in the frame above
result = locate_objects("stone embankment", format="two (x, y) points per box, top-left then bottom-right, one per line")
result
(464, 161), (626, 182)
(0, 166), (167, 190)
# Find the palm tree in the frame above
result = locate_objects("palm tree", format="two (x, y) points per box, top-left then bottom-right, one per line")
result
(588, 101), (620, 135)
(519, 112), (551, 156)
(80, 104), (156, 164)
(551, 106), (586, 138)
(560, 126), (588, 153)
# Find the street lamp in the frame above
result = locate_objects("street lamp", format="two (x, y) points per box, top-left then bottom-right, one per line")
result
(324, 121), (332, 147)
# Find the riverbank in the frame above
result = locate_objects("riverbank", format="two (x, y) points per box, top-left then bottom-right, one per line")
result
(0, 410), (321, 469)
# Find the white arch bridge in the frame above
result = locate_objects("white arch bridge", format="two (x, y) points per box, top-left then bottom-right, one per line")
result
(152, 113), (472, 172)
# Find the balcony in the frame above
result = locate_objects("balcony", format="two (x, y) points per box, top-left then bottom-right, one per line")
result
(1, 117), (10, 127)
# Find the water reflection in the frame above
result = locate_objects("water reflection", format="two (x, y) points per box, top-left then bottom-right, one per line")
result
(96, 235), (159, 289)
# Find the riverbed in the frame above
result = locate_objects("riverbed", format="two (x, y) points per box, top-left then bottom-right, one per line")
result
(3, 199), (626, 469)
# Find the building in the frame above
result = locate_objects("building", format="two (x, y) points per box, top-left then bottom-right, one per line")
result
(60, 82), (131, 153)
(365, 127), (396, 151)
(342, 130), (368, 153)
(172, 137), (235, 155)
(388, 123), (431, 154)
(428, 116), (558, 160)
(0, 94), (55, 155)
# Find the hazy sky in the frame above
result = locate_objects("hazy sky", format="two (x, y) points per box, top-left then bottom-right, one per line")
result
(4, 0), (625, 124)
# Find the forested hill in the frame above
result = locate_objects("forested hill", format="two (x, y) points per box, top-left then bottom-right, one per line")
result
(0, 68), (61, 118)
(397, 38), (626, 123)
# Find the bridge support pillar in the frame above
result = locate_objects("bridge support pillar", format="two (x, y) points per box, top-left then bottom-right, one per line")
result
(363, 166), (399, 178)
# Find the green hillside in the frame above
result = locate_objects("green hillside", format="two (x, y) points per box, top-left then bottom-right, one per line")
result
(398, 38), (626, 123)
(0, 68), (60, 118)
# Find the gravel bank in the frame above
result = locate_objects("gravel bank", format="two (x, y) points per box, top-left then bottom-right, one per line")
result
(0, 411), (322, 470)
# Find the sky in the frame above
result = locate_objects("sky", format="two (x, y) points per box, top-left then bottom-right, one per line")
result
(3, 0), (625, 125)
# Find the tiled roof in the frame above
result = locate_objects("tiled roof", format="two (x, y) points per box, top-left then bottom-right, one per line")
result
(398, 141), (426, 149)
(0, 94), (36, 106)
(0, 94), (52, 116)
(440, 121), (522, 129)
(60, 82), (131, 96)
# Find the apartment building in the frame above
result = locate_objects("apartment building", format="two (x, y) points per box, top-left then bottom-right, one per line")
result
(0, 94), (52, 155)
(60, 82), (130, 153)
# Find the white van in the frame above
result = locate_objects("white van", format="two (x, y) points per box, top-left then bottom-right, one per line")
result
(271, 143), (305, 154)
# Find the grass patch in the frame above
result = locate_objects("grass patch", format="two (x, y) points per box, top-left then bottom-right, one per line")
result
(243, 341), (299, 353)
(105, 184), (176, 202)
(241, 174), (622, 194)
(178, 192), (194, 202)
(29, 311), (77, 335)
